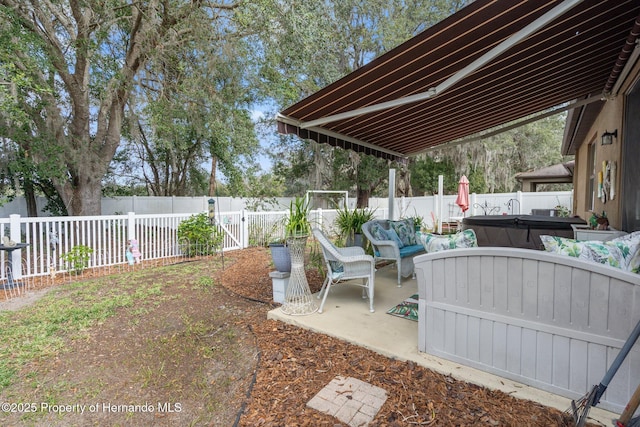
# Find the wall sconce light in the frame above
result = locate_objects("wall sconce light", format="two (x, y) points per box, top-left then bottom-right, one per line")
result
(601, 129), (617, 145)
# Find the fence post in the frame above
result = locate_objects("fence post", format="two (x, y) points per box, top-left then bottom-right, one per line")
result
(470, 193), (478, 216)
(317, 208), (323, 230)
(127, 212), (136, 240)
(9, 214), (23, 279)
(388, 169), (395, 220)
(517, 191), (523, 214)
(241, 209), (248, 249)
(401, 196), (407, 218)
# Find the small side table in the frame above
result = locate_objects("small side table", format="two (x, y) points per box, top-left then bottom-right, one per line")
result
(570, 224), (627, 242)
(0, 243), (29, 289)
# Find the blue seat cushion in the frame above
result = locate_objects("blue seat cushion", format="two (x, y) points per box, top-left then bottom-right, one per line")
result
(374, 244), (423, 258)
(399, 244), (424, 257)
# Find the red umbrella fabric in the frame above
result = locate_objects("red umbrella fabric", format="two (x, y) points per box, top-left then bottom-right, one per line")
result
(455, 175), (470, 214)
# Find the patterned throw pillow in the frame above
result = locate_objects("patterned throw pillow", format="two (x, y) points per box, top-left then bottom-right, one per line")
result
(369, 222), (388, 242)
(540, 235), (631, 271)
(540, 235), (584, 257)
(384, 227), (405, 248)
(631, 252), (640, 274)
(609, 231), (640, 273)
(329, 260), (344, 274)
(391, 219), (416, 246)
(420, 229), (478, 253)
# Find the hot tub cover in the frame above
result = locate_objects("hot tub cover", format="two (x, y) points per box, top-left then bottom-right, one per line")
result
(463, 215), (586, 229)
(462, 215), (587, 250)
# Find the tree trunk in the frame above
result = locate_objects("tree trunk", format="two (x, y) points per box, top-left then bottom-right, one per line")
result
(24, 179), (38, 217)
(396, 166), (413, 197)
(59, 174), (104, 216)
(209, 156), (217, 196)
(356, 189), (370, 207)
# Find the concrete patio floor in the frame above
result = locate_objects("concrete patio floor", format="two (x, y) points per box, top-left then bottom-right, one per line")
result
(268, 263), (617, 426)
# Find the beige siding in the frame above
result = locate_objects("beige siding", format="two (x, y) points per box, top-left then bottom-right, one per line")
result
(573, 61), (640, 229)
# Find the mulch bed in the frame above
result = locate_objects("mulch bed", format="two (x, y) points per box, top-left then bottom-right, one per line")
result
(220, 247), (583, 426)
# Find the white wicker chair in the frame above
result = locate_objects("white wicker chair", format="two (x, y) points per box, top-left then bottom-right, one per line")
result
(361, 219), (424, 286)
(312, 228), (376, 313)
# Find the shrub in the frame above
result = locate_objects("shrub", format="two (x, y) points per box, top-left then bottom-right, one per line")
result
(177, 213), (223, 257)
(61, 245), (94, 275)
(335, 206), (376, 242)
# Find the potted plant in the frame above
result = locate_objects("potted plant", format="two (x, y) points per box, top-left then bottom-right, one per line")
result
(285, 197), (312, 238)
(335, 206), (376, 247)
(268, 239), (291, 272)
(408, 214), (425, 232)
(268, 197), (311, 273)
(589, 211), (609, 230)
(281, 197), (318, 315)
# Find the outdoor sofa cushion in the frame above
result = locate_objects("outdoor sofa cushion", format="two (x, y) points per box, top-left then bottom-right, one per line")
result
(540, 231), (640, 273)
(419, 229), (478, 253)
(369, 221), (388, 242)
(398, 244), (425, 257)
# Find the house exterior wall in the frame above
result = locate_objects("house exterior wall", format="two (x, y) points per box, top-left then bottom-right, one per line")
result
(573, 61), (640, 230)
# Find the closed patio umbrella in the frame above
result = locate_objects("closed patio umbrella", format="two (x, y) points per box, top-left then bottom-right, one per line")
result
(455, 175), (470, 216)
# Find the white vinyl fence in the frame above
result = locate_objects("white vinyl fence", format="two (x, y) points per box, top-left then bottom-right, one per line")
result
(0, 209), (336, 283)
(0, 191), (572, 284)
(369, 190), (573, 222)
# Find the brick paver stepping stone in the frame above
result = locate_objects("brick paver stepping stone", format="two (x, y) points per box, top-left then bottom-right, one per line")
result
(307, 375), (388, 427)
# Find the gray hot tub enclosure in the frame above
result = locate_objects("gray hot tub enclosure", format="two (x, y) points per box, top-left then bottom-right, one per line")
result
(462, 215), (587, 250)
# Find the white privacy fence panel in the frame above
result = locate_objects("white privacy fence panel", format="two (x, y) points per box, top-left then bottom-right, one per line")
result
(370, 190), (573, 224)
(0, 195), (300, 217)
(0, 192), (573, 219)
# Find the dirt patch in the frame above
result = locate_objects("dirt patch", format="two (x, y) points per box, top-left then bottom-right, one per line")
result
(0, 288), (53, 312)
(1, 258), (259, 426)
(0, 247), (586, 426)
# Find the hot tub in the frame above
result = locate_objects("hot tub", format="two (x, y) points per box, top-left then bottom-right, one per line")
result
(462, 215), (587, 250)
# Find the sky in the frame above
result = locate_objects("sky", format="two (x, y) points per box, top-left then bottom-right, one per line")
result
(250, 108), (276, 173)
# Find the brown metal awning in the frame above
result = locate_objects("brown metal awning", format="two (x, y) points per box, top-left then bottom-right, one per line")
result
(277, 0), (640, 161)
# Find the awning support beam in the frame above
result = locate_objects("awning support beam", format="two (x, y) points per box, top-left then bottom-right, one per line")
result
(299, 0), (584, 130)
